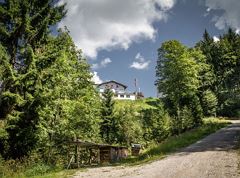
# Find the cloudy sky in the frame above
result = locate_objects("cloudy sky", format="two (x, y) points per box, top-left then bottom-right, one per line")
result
(57, 0), (240, 97)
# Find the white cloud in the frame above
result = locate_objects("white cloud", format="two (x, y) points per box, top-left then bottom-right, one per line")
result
(130, 53), (151, 70)
(92, 58), (112, 70)
(213, 35), (220, 42)
(91, 71), (103, 84)
(57, 0), (176, 58)
(205, 0), (240, 30)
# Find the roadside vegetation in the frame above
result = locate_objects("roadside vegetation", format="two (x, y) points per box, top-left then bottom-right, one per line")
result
(0, 117), (229, 178)
(0, 1), (239, 178)
(121, 118), (230, 166)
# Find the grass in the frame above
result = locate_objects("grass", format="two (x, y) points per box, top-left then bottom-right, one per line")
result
(0, 163), (78, 178)
(120, 117), (230, 166)
(115, 97), (161, 111)
(27, 169), (78, 178)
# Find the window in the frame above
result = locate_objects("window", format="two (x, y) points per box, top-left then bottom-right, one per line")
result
(120, 94), (124, 98)
(126, 95), (130, 98)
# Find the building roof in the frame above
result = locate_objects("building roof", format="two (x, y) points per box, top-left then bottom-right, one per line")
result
(97, 80), (127, 89)
(68, 139), (128, 149)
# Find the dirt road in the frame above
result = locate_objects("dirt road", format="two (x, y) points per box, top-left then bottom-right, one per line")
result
(73, 120), (240, 178)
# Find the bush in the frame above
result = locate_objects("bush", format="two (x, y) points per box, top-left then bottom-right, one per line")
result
(218, 95), (240, 117)
(0, 153), (60, 178)
(201, 90), (218, 116)
(114, 106), (144, 145)
(141, 104), (171, 143)
(170, 106), (194, 134)
(24, 163), (52, 177)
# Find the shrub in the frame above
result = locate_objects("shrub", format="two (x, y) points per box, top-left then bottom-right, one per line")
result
(201, 90), (218, 116)
(170, 106), (194, 135)
(114, 106), (144, 145)
(141, 104), (171, 143)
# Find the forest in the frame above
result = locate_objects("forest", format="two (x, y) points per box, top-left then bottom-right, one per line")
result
(0, 0), (239, 177)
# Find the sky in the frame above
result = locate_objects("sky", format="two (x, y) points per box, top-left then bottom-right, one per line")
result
(57, 0), (240, 97)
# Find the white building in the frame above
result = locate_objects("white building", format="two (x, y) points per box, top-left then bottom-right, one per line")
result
(97, 80), (136, 100)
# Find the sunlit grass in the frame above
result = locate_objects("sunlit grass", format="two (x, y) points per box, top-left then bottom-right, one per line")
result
(29, 169), (77, 178)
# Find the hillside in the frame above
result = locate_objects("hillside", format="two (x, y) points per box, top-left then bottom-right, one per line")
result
(114, 98), (161, 111)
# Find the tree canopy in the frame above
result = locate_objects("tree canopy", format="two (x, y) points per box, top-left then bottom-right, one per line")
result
(0, 0), (101, 160)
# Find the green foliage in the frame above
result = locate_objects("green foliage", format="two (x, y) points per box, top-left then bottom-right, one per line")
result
(201, 90), (218, 116)
(0, 0), (66, 159)
(114, 106), (143, 145)
(170, 106), (194, 134)
(0, 1), (238, 176)
(100, 88), (117, 144)
(197, 29), (240, 117)
(0, 0), (101, 162)
(156, 41), (200, 100)
(141, 102), (171, 144)
(34, 32), (101, 163)
(113, 98), (172, 146)
(156, 40), (204, 130)
(122, 118), (230, 165)
(0, 153), (74, 178)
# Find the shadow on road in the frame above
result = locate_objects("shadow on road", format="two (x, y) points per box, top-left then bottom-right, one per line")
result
(177, 122), (240, 155)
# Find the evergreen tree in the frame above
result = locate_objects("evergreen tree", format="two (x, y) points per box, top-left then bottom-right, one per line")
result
(0, 1), (101, 160)
(0, 0), (66, 159)
(100, 88), (116, 144)
(197, 28), (240, 116)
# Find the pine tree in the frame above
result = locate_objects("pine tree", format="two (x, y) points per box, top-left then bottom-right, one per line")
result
(100, 88), (116, 144)
(197, 28), (240, 116)
(0, 0), (66, 158)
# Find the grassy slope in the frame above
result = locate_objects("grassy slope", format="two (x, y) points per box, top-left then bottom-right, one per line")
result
(114, 97), (160, 110)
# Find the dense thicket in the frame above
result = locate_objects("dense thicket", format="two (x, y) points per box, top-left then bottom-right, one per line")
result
(0, 0), (101, 161)
(156, 29), (240, 126)
(0, 0), (65, 159)
(155, 40), (207, 133)
(113, 99), (171, 146)
(196, 29), (240, 117)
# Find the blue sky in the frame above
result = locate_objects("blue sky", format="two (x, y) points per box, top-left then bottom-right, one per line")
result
(57, 0), (240, 97)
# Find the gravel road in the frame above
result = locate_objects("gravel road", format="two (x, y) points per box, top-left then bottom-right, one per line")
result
(73, 120), (240, 178)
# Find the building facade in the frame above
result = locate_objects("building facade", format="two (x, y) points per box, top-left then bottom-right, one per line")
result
(97, 81), (136, 100)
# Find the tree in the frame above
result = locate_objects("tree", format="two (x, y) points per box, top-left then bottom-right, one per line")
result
(0, 1), (102, 161)
(201, 90), (218, 116)
(34, 31), (101, 163)
(156, 40), (204, 131)
(100, 88), (116, 144)
(197, 28), (240, 116)
(0, 0), (66, 159)
(141, 101), (170, 143)
(114, 105), (143, 145)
